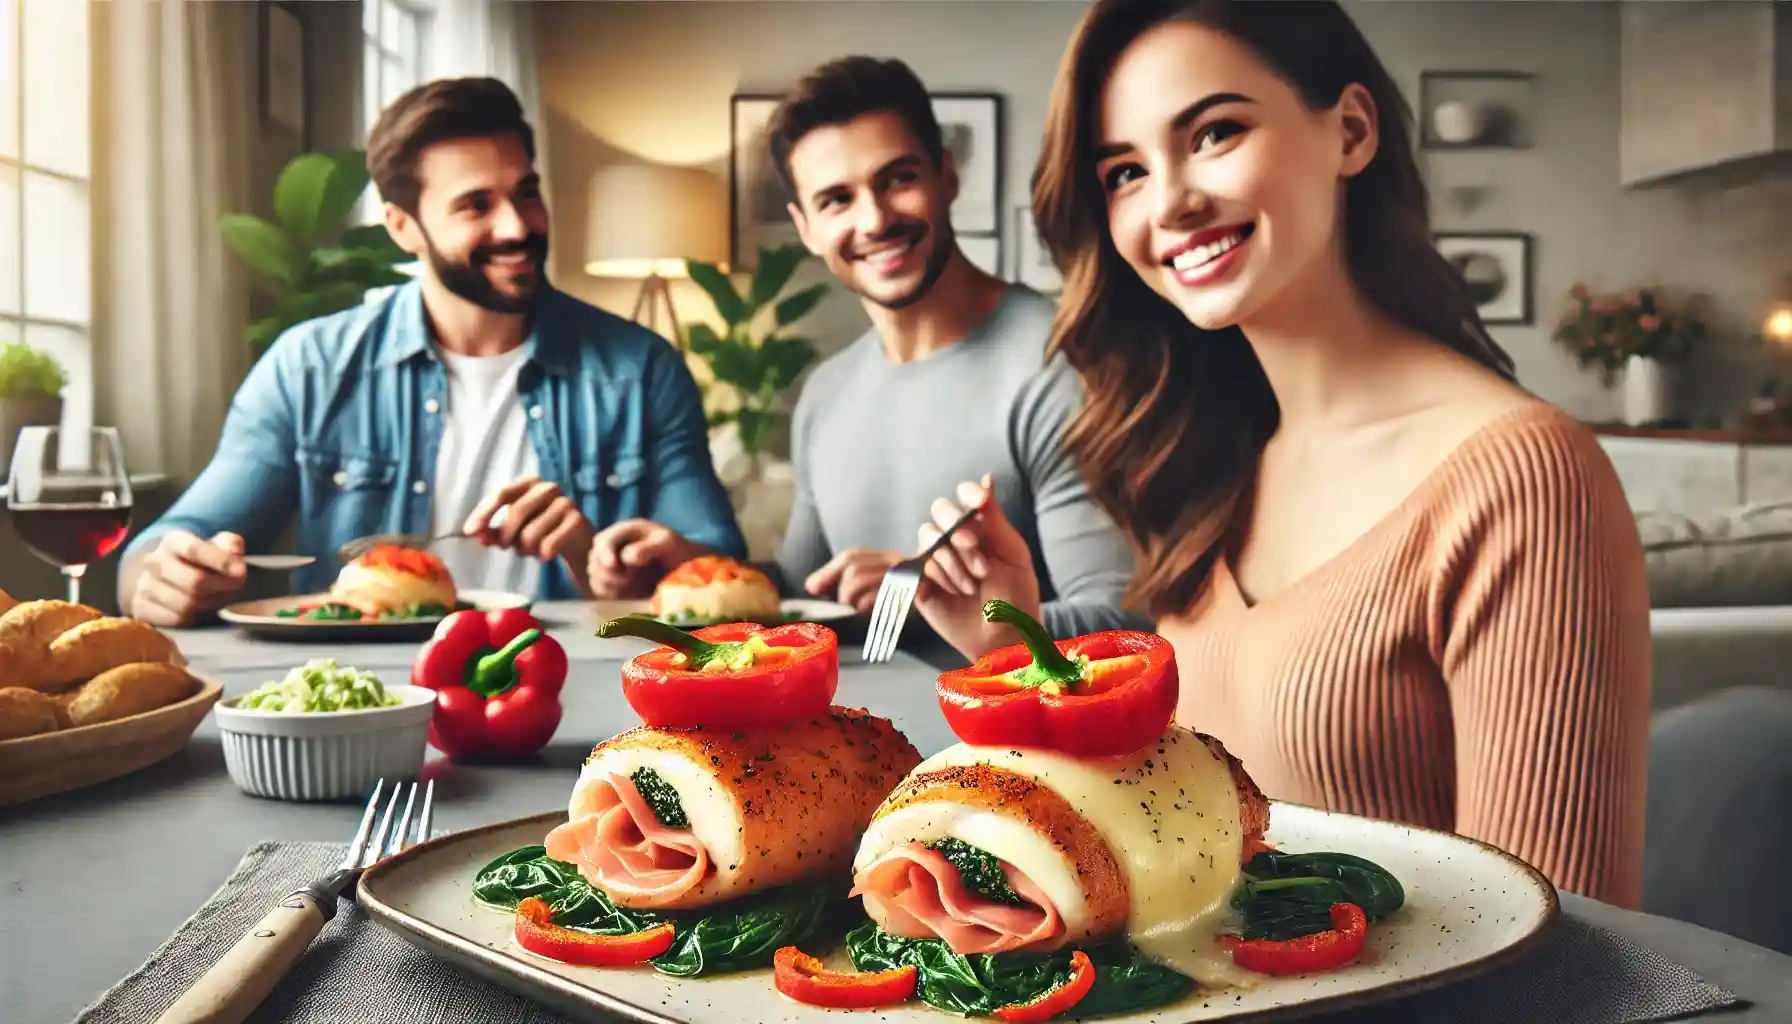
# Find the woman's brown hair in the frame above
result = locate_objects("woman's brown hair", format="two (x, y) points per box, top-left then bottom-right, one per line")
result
(1033, 0), (1515, 618)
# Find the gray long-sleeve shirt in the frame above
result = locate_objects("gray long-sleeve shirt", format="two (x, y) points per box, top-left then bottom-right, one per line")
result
(774, 285), (1144, 640)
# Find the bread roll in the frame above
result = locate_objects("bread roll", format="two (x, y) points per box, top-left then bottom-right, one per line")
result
(43, 617), (180, 690)
(0, 601), (103, 690)
(62, 661), (196, 727)
(0, 687), (62, 740)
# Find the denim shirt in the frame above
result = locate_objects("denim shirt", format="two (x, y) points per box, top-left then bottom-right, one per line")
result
(125, 282), (747, 598)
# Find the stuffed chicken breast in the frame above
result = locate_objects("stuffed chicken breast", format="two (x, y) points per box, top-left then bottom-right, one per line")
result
(851, 727), (1269, 987)
(547, 706), (921, 911)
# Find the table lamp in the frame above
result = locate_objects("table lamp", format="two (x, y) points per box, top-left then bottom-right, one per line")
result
(584, 164), (730, 345)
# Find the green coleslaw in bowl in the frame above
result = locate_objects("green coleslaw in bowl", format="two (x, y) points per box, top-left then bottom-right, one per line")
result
(235, 659), (402, 713)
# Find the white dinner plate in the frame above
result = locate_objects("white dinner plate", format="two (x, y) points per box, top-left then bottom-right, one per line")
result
(218, 588), (533, 642)
(586, 597), (857, 630)
(359, 802), (1559, 1023)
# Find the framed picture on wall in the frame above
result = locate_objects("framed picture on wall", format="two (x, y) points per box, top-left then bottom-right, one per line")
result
(932, 93), (1002, 235)
(1435, 231), (1533, 325)
(729, 94), (800, 269)
(1010, 204), (1061, 295)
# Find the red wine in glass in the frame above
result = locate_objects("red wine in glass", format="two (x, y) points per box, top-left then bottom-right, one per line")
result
(11, 502), (133, 567)
(6, 426), (134, 606)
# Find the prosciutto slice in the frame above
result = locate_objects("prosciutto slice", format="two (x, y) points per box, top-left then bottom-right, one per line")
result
(850, 842), (1065, 954)
(544, 772), (709, 907)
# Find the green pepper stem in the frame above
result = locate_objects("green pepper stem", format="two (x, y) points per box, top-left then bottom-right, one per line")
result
(981, 599), (1081, 682)
(597, 615), (718, 659)
(468, 628), (542, 698)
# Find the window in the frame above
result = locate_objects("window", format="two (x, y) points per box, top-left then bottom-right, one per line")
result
(0, 0), (92, 432)
(357, 0), (433, 224)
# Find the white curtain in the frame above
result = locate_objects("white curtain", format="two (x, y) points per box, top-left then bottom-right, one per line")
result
(426, 0), (551, 205)
(94, 0), (256, 483)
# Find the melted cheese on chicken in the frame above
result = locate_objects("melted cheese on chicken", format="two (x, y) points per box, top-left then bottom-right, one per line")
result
(858, 726), (1256, 988)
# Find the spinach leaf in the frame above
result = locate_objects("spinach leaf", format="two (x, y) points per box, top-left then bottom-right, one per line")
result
(846, 921), (1191, 1018)
(472, 845), (830, 978)
(927, 838), (1027, 906)
(1230, 850), (1405, 942)
(651, 885), (831, 977)
(472, 846), (586, 908)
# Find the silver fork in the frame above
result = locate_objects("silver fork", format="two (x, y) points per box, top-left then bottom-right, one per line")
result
(862, 502), (985, 663)
(338, 506), (510, 562)
(155, 779), (435, 1024)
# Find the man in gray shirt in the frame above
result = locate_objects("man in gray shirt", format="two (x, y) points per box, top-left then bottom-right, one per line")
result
(759, 55), (1140, 646)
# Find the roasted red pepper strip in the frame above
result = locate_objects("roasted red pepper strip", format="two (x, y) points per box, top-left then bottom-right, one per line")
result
(935, 600), (1178, 758)
(1222, 902), (1368, 976)
(772, 946), (917, 1009)
(992, 949), (1096, 1022)
(598, 617), (839, 730)
(513, 897), (675, 966)
(412, 608), (568, 760)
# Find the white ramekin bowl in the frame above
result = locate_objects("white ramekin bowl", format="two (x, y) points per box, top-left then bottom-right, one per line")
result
(214, 685), (436, 801)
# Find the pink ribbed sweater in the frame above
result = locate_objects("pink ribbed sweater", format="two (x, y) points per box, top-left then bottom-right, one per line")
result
(1160, 403), (1651, 907)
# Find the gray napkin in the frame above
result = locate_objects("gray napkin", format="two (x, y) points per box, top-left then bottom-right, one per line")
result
(79, 840), (1743, 1024)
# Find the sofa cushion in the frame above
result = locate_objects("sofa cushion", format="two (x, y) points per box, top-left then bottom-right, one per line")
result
(1636, 503), (1792, 608)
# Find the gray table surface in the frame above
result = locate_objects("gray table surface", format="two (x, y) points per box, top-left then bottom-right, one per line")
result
(4, 611), (1790, 1024)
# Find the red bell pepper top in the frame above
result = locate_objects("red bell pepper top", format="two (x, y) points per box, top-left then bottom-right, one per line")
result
(597, 615), (838, 730)
(935, 600), (1178, 759)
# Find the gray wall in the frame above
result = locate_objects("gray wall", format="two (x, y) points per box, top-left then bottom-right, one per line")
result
(536, 0), (1790, 425)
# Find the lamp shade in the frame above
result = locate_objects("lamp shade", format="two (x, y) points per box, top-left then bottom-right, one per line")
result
(584, 164), (729, 279)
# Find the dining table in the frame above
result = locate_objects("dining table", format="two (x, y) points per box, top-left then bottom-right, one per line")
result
(3, 599), (1789, 1024)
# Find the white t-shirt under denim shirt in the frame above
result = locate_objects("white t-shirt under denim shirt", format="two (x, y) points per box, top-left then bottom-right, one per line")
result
(431, 346), (542, 597)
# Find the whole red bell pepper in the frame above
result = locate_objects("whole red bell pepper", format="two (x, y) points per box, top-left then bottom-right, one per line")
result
(412, 607), (568, 759)
(597, 615), (838, 730)
(935, 600), (1178, 759)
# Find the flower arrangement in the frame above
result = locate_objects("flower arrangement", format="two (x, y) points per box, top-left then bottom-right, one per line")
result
(1551, 283), (1707, 386)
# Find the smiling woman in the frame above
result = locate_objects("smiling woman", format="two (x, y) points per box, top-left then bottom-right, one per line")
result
(914, 0), (1652, 909)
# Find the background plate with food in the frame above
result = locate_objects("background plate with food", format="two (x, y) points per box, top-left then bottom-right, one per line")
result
(219, 588), (533, 641)
(219, 541), (531, 640)
(587, 596), (854, 630)
(589, 555), (855, 629)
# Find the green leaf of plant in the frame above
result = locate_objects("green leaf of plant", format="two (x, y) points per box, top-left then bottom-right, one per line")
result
(339, 223), (408, 262)
(760, 335), (818, 392)
(748, 244), (807, 307)
(686, 322), (723, 356)
(244, 314), (289, 354)
(686, 260), (748, 325)
(276, 281), (372, 327)
(706, 341), (764, 393)
(220, 214), (306, 289)
(773, 283), (828, 327)
(274, 150), (372, 248)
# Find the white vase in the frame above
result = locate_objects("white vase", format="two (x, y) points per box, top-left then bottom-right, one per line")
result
(1622, 356), (1674, 427)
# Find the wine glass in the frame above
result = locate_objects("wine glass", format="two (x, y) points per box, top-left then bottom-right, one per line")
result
(7, 426), (134, 606)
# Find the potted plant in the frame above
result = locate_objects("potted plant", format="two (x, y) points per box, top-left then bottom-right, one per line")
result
(1552, 283), (1707, 426)
(220, 148), (415, 354)
(0, 340), (67, 470)
(682, 243), (829, 554)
